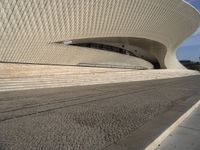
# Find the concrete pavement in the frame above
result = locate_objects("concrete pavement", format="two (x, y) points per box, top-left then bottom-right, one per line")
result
(155, 102), (200, 150)
(0, 76), (200, 150)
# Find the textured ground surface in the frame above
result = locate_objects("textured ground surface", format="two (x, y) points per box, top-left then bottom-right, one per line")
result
(0, 76), (200, 150)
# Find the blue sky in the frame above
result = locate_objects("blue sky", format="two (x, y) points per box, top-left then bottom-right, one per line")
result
(176, 0), (200, 61)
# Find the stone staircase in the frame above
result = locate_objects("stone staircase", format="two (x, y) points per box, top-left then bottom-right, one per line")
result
(0, 63), (199, 92)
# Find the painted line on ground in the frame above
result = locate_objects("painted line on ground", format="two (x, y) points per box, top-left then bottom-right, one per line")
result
(145, 99), (200, 150)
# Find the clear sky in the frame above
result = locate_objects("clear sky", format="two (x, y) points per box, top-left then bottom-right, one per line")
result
(176, 0), (200, 62)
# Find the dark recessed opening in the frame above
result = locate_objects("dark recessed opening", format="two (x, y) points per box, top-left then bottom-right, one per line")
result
(70, 42), (136, 57)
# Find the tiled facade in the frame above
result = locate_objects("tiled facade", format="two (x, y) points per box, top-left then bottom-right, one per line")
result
(0, 0), (199, 68)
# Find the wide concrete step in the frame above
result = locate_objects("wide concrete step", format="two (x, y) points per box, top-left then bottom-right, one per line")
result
(0, 63), (199, 92)
(0, 73), (199, 92)
(0, 63), (134, 78)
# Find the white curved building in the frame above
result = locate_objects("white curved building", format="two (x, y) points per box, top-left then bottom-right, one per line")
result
(0, 0), (200, 69)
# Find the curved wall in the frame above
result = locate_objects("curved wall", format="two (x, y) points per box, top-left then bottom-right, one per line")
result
(0, 0), (199, 69)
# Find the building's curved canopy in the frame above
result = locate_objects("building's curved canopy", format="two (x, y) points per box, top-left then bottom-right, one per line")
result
(0, 0), (200, 69)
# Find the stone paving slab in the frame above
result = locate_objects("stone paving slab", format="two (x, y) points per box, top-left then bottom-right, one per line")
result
(155, 105), (200, 150)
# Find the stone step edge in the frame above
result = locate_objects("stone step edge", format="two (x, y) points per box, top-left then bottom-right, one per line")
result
(145, 99), (200, 150)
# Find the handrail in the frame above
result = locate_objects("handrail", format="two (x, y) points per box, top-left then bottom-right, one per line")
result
(78, 63), (148, 70)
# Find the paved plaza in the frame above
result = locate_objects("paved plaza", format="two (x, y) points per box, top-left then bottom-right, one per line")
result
(0, 76), (200, 150)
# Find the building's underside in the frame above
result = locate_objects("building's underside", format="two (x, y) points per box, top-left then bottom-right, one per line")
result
(0, 0), (200, 69)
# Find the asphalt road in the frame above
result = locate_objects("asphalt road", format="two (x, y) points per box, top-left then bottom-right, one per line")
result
(0, 75), (200, 150)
